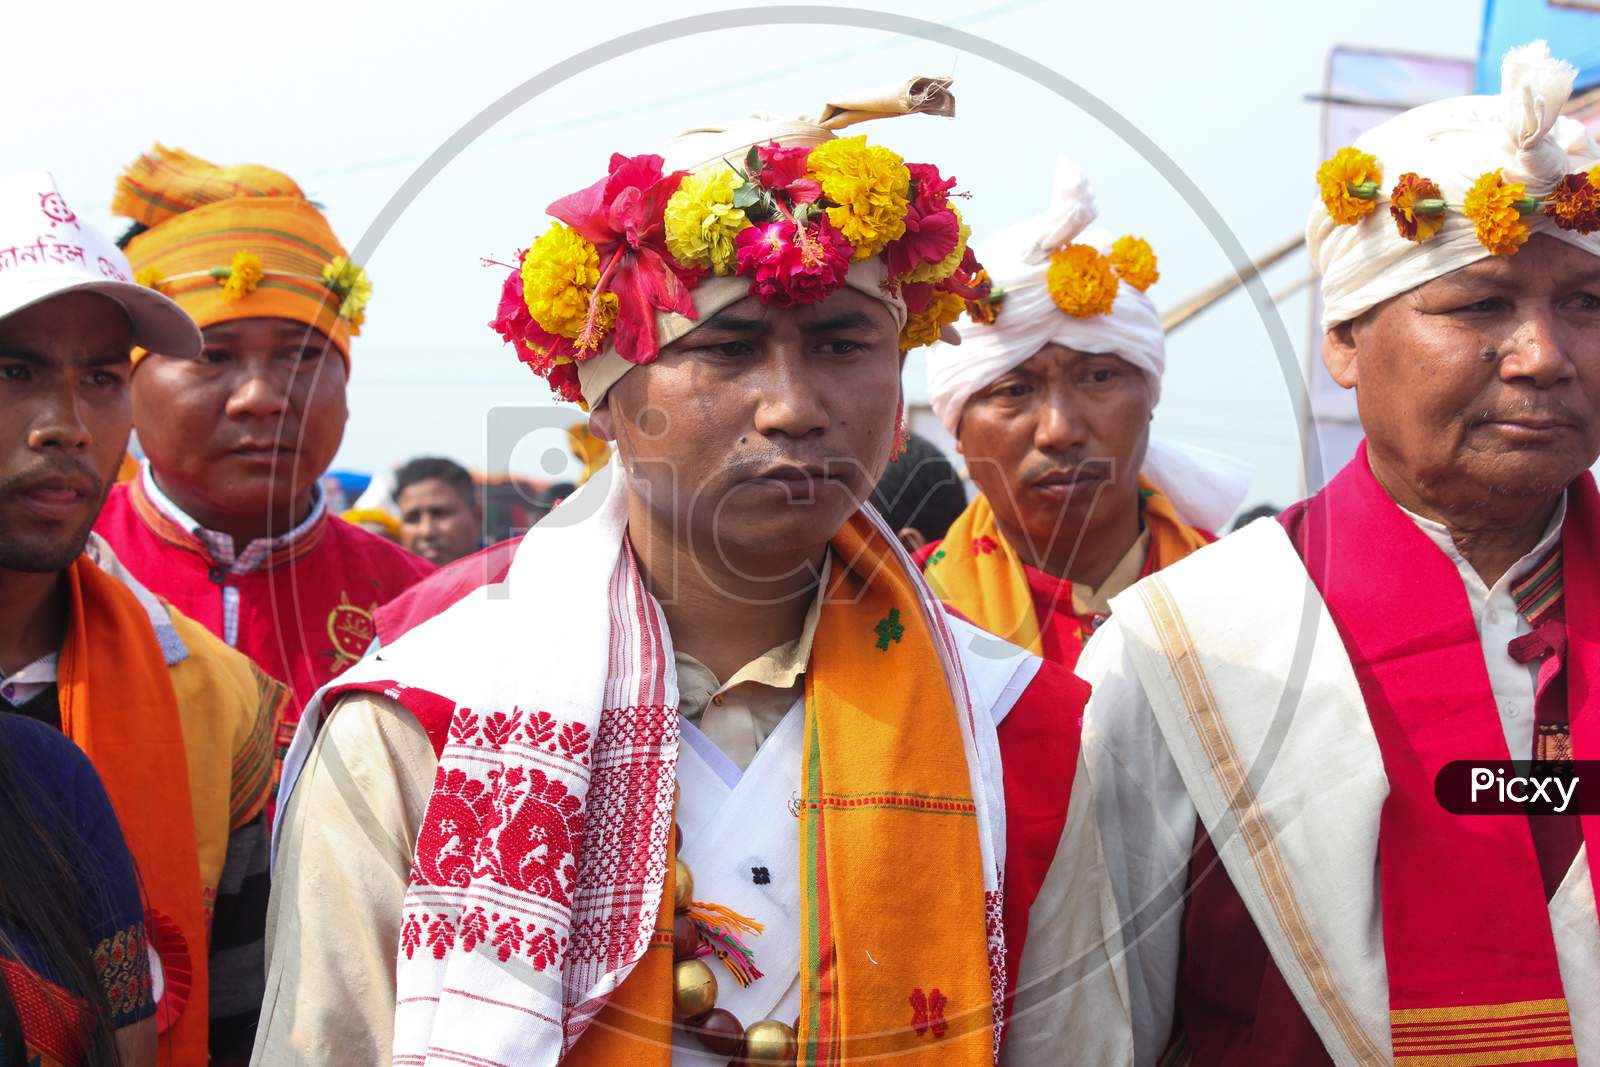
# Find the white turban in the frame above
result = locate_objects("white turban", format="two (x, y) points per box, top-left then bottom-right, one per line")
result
(925, 157), (1251, 533)
(1311, 40), (1600, 328)
(579, 77), (956, 408)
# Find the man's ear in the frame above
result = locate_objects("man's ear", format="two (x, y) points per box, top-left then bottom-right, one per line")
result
(1322, 322), (1359, 389)
(587, 405), (615, 443)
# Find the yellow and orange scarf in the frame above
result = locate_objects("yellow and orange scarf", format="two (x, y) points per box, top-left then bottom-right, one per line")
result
(546, 512), (1002, 1065)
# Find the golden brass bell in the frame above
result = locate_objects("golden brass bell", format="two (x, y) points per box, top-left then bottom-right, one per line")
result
(672, 958), (717, 1019)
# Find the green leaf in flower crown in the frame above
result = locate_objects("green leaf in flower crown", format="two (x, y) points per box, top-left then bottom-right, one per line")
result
(732, 182), (763, 211)
(746, 145), (762, 178)
(792, 202), (813, 227)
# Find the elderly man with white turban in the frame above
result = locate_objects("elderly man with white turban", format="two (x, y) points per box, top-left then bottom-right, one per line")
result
(922, 158), (1249, 674)
(256, 78), (1095, 1067)
(1021, 41), (1600, 1067)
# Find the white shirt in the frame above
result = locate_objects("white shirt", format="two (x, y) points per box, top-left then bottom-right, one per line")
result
(0, 652), (58, 708)
(1401, 496), (1565, 762)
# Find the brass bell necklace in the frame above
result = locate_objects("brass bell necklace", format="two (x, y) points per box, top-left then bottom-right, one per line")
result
(670, 822), (798, 1064)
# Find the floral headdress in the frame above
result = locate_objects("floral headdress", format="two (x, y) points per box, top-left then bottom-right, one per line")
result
(1318, 145), (1600, 257)
(1035, 234), (1159, 319)
(1307, 41), (1600, 329)
(491, 127), (992, 407)
(136, 252), (372, 334)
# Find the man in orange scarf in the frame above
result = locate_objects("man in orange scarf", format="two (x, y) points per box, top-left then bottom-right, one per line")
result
(920, 158), (1250, 673)
(257, 81), (1090, 1067)
(93, 147), (434, 772)
(0, 172), (289, 1064)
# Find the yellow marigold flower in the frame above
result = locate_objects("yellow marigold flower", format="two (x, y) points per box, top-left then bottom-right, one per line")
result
(219, 250), (264, 302)
(1463, 170), (1531, 256)
(806, 135), (910, 260)
(1317, 147), (1382, 226)
(322, 256), (373, 324)
(1108, 235), (1159, 291)
(522, 222), (603, 339)
(1388, 173), (1444, 243)
(133, 266), (167, 293)
(1046, 244), (1119, 318)
(663, 166), (750, 274)
(899, 289), (966, 351)
(901, 209), (970, 285)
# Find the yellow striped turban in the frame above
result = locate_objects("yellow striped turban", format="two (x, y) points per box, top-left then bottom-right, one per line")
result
(114, 145), (369, 369)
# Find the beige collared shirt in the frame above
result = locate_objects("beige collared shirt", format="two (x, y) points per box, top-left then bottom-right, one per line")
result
(675, 556), (827, 769)
(1070, 529), (1151, 617)
(253, 558), (831, 1064)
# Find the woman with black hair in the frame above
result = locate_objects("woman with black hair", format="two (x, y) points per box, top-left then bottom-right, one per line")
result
(0, 713), (155, 1066)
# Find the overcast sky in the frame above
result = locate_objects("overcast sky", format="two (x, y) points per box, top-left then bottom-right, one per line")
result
(5, 0), (1488, 507)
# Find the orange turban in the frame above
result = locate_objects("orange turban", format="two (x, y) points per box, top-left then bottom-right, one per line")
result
(115, 145), (369, 369)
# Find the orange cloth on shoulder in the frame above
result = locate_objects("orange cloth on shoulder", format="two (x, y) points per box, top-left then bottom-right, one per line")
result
(116, 144), (356, 367)
(58, 555), (209, 1064)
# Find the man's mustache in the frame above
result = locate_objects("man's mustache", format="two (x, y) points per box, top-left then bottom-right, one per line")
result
(0, 456), (105, 499)
(718, 452), (866, 481)
(1017, 454), (1115, 487)
(1471, 399), (1588, 429)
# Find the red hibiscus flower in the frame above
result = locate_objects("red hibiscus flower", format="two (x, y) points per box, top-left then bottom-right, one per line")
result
(734, 216), (851, 307)
(545, 153), (704, 363)
(884, 162), (961, 278)
(752, 142), (822, 205)
(488, 255), (585, 404)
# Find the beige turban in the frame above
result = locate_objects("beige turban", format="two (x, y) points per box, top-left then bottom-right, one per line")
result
(577, 77), (954, 408)
(1310, 41), (1600, 328)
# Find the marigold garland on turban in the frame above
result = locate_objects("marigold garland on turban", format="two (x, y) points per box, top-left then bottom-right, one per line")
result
(322, 257), (373, 335)
(1388, 173), (1445, 243)
(1108, 235), (1159, 291)
(1314, 140), (1600, 256)
(663, 166), (750, 273)
(1463, 170), (1533, 256)
(805, 135), (911, 259)
(217, 251), (263, 302)
(1046, 244), (1119, 318)
(134, 266), (168, 294)
(1317, 147), (1383, 226)
(489, 131), (994, 402)
(1543, 169), (1600, 235)
(521, 223), (606, 340)
(901, 288), (966, 349)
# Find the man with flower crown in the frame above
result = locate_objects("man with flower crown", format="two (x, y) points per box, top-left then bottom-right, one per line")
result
(92, 147), (436, 773)
(1034, 42), (1600, 1066)
(254, 78), (1091, 1067)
